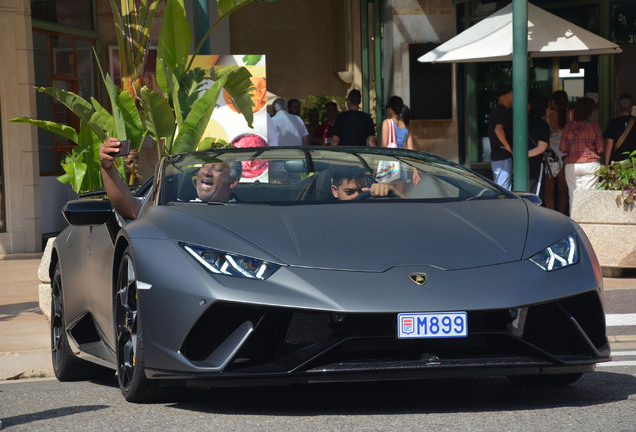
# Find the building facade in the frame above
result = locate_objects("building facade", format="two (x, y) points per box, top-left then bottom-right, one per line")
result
(1, 0), (634, 253)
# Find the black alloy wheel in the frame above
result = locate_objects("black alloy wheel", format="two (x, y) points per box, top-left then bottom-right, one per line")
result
(115, 246), (159, 402)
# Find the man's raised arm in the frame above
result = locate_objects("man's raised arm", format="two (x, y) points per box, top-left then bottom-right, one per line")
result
(100, 138), (142, 220)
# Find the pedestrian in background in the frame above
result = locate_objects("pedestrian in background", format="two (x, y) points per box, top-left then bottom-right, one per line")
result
(545, 90), (571, 214)
(287, 98), (301, 117)
(604, 93), (636, 165)
(560, 97), (605, 213)
(381, 95), (414, 150)
(271, 97), (309, 146)
(305, 108), (321, 146)
(379, 95), (420, 190)
(488, 85), (514, 190)
(332, 89), (376, 147)
(527, 95), (550, 196)
(315, 101), (339, 146)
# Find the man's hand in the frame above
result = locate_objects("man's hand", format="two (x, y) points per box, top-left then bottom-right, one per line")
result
(364, 182), (408, 199)
(362, 182), (394, 198)
(99, 137), (141, 220)
(100, 138), (124, 169)
(412, 170), (421, 186)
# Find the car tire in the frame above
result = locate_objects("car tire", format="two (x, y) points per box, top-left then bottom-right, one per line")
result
(507, 373), (583, 387)
(51, 263), (114, 381)
(115, 246), (161, 402)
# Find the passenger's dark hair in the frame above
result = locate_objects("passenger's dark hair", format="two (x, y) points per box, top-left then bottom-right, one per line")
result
(529, 95), (548, 119)
(387, 95), (411, 126)
(573, 97), (595, 121)
(330, 165), (369, 187)
(551, 90), (569, 129)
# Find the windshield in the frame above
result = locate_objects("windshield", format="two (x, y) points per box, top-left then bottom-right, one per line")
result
(156, 147), (514, 205)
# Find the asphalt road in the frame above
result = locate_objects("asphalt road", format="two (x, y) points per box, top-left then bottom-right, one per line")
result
(1, 284), (635, 431)
(1, 367), (635, 432)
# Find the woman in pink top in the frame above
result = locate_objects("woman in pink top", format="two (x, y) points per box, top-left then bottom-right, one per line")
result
(560, 97), (604, 214)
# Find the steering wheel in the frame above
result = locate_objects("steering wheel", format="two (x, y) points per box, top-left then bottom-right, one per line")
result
(352, 187), (405, 200)
(352, 190), (372, 200)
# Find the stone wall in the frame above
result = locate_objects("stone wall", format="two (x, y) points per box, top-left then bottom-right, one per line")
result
(571, 189), (636, 275)
(0, 0), (41, 253)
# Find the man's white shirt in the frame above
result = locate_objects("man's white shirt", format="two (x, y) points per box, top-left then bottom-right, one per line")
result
(271, 110), (308, 146)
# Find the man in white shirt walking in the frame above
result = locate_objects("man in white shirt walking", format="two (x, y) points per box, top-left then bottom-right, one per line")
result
(270, 97), (309, 146)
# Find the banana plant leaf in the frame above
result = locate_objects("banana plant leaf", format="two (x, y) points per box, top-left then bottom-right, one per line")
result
(217, 0), (254, 22)
(33, 87), (111, 140)
(139, 86), (177, 154)
(161, 58), (185, 127)
(58, 121), (106, 192)
(90, 98), (117, 137)
(59, 153), (87, 193)
(78, 121), (105, 191)
(156, 0), (190, 94)
(95, 58), (127, 140)
(196, 137), (230, 151)
(175, 67), (207, 123)
(117, 89), (144, 146)
(216, 65), (255, 126)
(9, 118), (78, 143)
(171, 74), (228, 155)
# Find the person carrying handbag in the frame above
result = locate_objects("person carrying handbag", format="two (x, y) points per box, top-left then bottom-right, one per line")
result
(378, 96), (421, 187)
(604, 93), (636, 165)
(560, 97), (605, 214)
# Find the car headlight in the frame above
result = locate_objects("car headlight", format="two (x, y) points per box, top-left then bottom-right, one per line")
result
(529, 234), (579, 271)
(182, 243), (280, 280)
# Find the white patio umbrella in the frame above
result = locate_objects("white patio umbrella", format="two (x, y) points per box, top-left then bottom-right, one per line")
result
(419, 2), (621, 63)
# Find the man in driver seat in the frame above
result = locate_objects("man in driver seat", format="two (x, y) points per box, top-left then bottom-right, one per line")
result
(330, 165), (395, 200)
(100, 138), (241, 219)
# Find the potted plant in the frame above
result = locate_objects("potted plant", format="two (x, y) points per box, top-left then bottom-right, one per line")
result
(11, 0), (255, 194)
(595, 149), (636, 206)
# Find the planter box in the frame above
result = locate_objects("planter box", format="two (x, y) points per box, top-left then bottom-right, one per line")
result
(571, 189), (636, 276)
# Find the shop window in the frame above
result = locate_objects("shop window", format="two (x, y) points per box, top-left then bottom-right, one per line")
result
(409, 44), (452, 120)
(33, 30), (97, 176)
(612, 2), (636, 45)
(31, 0), (94, 31)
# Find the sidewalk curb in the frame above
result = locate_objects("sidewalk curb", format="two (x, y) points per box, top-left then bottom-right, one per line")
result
(0, 350), (54, 380)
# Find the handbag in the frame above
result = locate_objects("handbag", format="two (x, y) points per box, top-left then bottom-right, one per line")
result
(376, 119), (402, 183)
(543, 147), (563, 178)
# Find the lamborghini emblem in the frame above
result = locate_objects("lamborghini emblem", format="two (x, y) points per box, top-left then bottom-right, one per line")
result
(409, 273), (427, 285)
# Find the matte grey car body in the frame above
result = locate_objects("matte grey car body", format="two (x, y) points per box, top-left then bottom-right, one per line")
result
(49, 146), (611, 402)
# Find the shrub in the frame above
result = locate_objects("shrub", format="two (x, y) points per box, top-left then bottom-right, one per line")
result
(595, 149), (636, 206)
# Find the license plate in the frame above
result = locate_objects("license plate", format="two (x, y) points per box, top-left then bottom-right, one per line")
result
(397, 312), (467, 339)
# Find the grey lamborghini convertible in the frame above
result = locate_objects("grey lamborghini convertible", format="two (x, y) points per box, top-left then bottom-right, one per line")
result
(50, 146), (611, 402)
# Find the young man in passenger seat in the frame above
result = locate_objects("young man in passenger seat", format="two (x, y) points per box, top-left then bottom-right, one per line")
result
(329, 165), (395, 201)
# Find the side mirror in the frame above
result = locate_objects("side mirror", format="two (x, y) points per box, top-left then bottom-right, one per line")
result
(63, 199), (115, 225)
(63, 199), (120, 244)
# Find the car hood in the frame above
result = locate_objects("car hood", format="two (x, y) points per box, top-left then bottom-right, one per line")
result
(127, 198), (565, 272)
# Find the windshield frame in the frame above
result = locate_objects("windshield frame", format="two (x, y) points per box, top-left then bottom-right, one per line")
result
(153, 146), (516, 206)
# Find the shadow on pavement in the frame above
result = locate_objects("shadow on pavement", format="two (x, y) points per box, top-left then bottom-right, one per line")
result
(164, 371), (636, 415)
